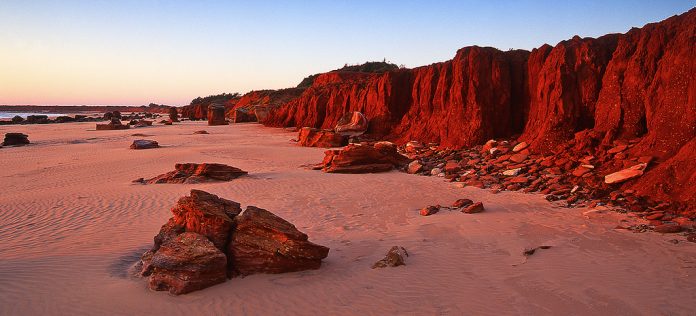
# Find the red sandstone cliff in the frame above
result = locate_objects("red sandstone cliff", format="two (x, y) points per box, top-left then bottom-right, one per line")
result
(262, 8), (695, 207)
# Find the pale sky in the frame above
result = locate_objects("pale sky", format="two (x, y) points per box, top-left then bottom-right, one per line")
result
(0, 0), (693, 106)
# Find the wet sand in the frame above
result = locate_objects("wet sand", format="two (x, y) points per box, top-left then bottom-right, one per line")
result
(1, 122), (695, 315)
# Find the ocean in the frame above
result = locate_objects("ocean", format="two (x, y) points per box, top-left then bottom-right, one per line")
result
(0, 112), (64, 119)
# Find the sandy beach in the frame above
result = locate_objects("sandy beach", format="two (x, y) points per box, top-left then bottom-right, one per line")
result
(0, 122), (694, 315)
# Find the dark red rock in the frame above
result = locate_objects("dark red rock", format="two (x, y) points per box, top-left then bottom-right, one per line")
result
(654, 224), (683, 234)
(130, 139), (159, 150)
(371, 246), (408, 268)
(207, 104), (228, 126)
(461, 202), (485, 214)
(168, 107), (179, 122)
(96, 118), (129, 130)
(228, 206), (330, 276)
(297, 127), (347, 148)
(143, 163), (248, 184)
(319, 143), (410, 173)
(193, 130), (209, 134)
(419, 205), (440, 216)
(453, 199), (474, 208)
(334, 111), (368, 136)
(2, 133), (30, 146)
(146, 232), (227, 295)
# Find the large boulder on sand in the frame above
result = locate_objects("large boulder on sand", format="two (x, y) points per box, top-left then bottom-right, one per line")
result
(96, 118), (129, 130)
(3, 133), (30, 146)
(146, 232), (228, 295)
(138, 190), (329, 295)
(139, 163), (248, 184)
(228, 206), (330, 276)
(207, 104), (228, 126)
(334, 111), (368, 136)
(130, 139), (159, 149)
(168, 107), (179, 122)
(317, 142), (411, 173)
(297, 127), (347, 148)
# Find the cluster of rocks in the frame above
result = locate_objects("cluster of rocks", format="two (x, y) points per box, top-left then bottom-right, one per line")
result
(137, 190), (330, 294)
(419, 199), (485, 216)
(297, 111), (368, 148)
(134, 163), (247, 184)
(399, 136), (695, 235)
(314, 141), (411, 173)
(96, 118), (130, 130)
(2, 133), (30, 147)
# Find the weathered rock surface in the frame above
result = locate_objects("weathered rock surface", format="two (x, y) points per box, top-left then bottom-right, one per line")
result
(141, 163), (248, 184)
(317, 142), (410, 173)
(297, 127), (347, 148)
(372, 246), (408, 268)
(168, 107), (179, 122)
(334, 111), (368, 136)
(604, 164), (647, 184)
(130, 139), (159, 150)
(207, 104), (228, 126)
(259, 9), (696, 209)
(3, 133), (30, 146)
(96, 118), (129, 130)
(146, 232), (228, 295)
(228, 206), (330, 276)
(139, 190), (329, 294)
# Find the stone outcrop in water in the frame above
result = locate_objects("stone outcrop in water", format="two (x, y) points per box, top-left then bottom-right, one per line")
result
(138, 190), (329, 294)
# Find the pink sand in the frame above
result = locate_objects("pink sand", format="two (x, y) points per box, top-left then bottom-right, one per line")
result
(1, 122), (695, 315)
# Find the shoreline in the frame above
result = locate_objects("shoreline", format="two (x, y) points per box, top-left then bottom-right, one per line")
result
(2, 121), (695, 314)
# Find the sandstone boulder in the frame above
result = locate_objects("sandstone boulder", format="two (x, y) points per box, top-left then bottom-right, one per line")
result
(604, 163), (647, 184)
(334, 111), (368, 136)
(372, 246), (408, 268)
(146, 232), (227, 295)
(130, 139), (159, 150)
(139, 190), (330, 294)
(168, 107), (179, 122)
(142, 163), (248, 184)
(318, 143), (410, 173)
(207, 104), (228, 126)
(297, 127), (347, 148)
(96, 118), (129, 130)
(2, 133), (30, 146)
(232, 109), (256, 123)
(228, 206), (330, 276)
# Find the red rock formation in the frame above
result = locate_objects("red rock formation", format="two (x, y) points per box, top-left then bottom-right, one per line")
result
(96, 118), (129, 130)
(139, 190), (330, 294)
(228, 206), (330, 276)
(297, 127), (347, 148)
(168, 107), (179, 122)
(207, 105), (228, 125)
(318, 142), (411, 173)
(141, 163), (248, 184)
(146, 232), (228, 295)
(261, 9), (695, 208)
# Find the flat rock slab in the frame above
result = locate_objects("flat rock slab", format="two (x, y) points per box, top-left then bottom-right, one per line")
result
(139, 163), (248, 184)
(130, 139), (159, 149)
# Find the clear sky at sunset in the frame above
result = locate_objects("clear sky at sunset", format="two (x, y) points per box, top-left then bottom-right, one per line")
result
(1, 0), (693, 106)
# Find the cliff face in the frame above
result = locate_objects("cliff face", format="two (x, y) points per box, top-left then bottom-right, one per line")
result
(263, 8), (695, 206)
(180, 88), (304, 120)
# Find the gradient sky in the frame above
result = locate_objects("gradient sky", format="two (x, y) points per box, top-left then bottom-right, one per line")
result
(1, 1), (693, 106)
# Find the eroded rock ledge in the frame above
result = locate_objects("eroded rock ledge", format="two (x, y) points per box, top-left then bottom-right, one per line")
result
(138, 190), (329, 295)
